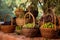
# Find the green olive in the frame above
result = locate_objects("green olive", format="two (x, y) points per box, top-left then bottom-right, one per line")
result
(42, 22), (54, 28)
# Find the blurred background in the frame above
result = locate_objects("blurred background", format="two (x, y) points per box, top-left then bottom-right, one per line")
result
(0, 0), (43, 21)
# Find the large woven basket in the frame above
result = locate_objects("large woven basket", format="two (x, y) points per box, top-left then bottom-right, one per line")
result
(22, 12), (39, 37)
(0, 14), (15, 33)
(40, 14), (58, 38)
(15, 8), (25, 26)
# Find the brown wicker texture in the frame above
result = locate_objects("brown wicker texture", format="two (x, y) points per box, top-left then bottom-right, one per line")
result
(16, 17), (24, 26)
(40, 14), (58, 38)
(15, 8), (25, 26)
(57, 16), (60, 29)
(22, 12), (39, 37)
(0, 14), (15, 33)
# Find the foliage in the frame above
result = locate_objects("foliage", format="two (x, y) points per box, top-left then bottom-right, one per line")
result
(43, 0), (59, 14)
(55, 6), (60, 16)
(55, 0), (60, 16)
(31, 0), (38, 6)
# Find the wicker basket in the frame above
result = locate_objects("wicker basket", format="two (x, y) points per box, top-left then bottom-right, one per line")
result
(0, 14), (15, 33)
(22, 12), (39, 37)
(40, 14), (58, 38)
(15, 13), (25, 34)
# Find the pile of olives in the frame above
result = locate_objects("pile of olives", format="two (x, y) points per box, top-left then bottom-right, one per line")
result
(23, 23), (34, 28)
(42, 22), (54, 28)
(16, 26), (22, 30)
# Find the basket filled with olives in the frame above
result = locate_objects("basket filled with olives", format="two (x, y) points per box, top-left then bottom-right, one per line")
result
(22, 12), (39, 37)
(40, 14), (58, 38)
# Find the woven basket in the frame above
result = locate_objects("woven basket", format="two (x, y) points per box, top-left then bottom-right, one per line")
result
(0, 14), (15, 33)
(40, 14), (58, 38)
(15, 8), (25, 26)
(22, 12), (39, 37)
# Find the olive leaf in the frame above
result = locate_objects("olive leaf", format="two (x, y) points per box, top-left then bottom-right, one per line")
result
(43, 0), (59, 14)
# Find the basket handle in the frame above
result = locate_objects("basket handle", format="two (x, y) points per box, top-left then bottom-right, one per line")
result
(43, 13), (56, 30)
(4, 14), (13, 26)
(43, 14), (53, 24)
(24, 12), (35, 27)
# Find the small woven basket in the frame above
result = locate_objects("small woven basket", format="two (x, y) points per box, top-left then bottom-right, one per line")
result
(0, 14), (15, 33)
(22, 12), (39, 37)
(40, 14), (58, 38)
